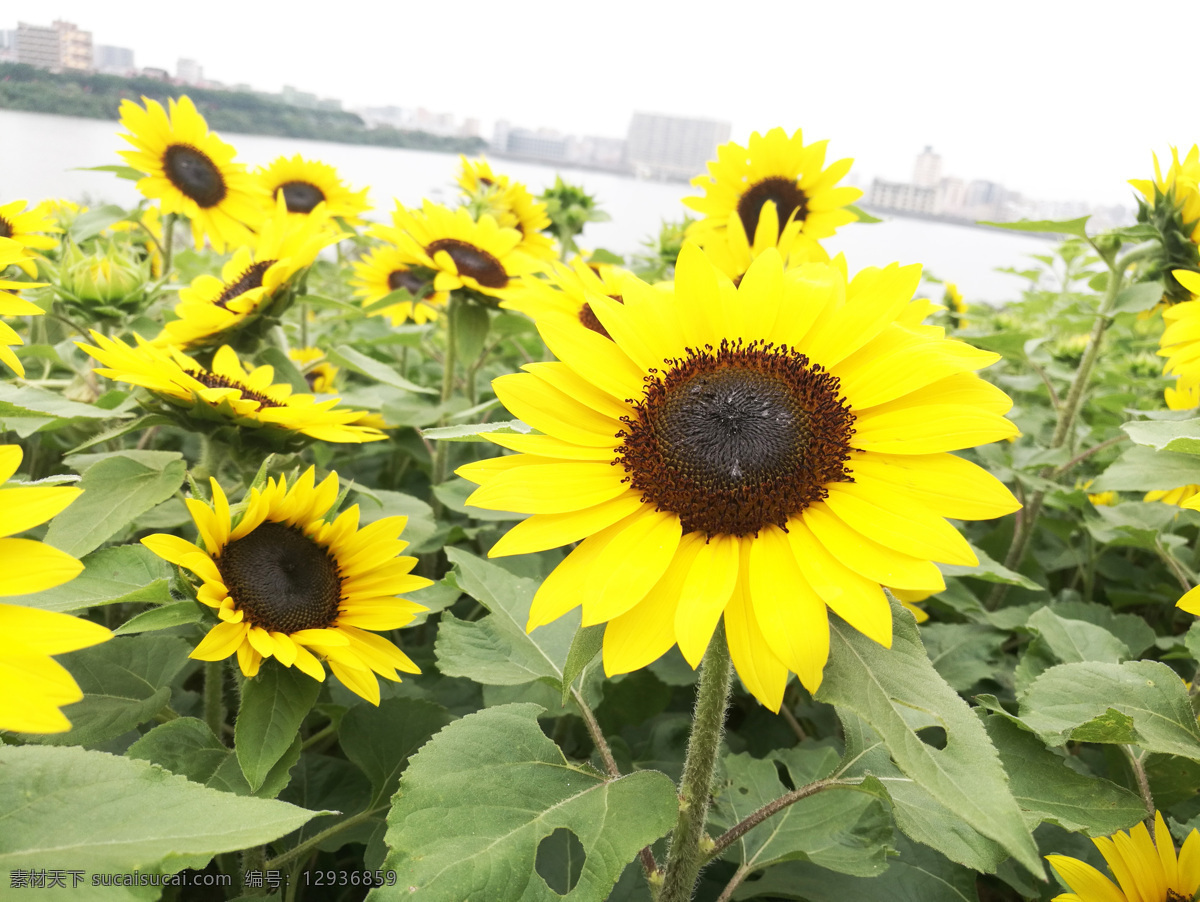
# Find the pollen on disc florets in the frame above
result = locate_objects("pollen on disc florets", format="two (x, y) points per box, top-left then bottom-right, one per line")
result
(216, 521), (342, 633)
(615, 338), (855, 537)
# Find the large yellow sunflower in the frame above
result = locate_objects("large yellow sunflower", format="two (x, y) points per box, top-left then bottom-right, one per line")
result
(374, 201), (545, 303)
(351, 243), (442, 325)
(457, 244), (1018, 710)
(0, 443), (112, 734)
(684, 127), (861, 261)
(118, 96), (265, 252)
(257, 154), (371, 224)
(153, 198), (346, 350)
(1, 236), (48, 377)
(1046, 811), (1200, 902)
(0, 199), (61, 253)
(141, 467), (428, 704)
(78, 333), (386, 444)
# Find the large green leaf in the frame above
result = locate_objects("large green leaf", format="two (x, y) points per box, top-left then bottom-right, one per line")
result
(0, 745), (323, 900)
(1023, 608), (1129, 666)
(939, 543), (1043, 590)
(982, 714), (1145, 835)
(1122, 418), (1200, 455)
(328, 344), (435, 394)
(2, 544), (173, 612)
(815, 603), (1041, 877)
(1019, 660), (1200, 757)
(709, 746), (891, 876)
(978, 217), (1090, 237)
(19, 635), (191, 748)
(919, 623), (1007, 691)
(1093, 444), (1200, 491)
(113, 601), (204, 635)
(235, 661), (322, 792)
(373, 703), (677, 902)
(45, 451), (187, 557)
(339, 697), (454, 805)
(0, 382), (130, 422)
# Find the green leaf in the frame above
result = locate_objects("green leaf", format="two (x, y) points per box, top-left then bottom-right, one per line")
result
(258, 346), (312, 394)
(0, 382), (130, 422)
(339, 697), (454, 805)
(327, 344), (435, 394)
(816, 602), (1042, 877)
(68, 204), (130, 243)
(1112, 281), (1164, 314)
(1019, 661), (1200, 757)
(422, 419), (531, 441)
(19, 635), (191, 748)
(847, 204), (883, 224)
(561, 624), (606, 705)
(1049, 601), (1157, 656)
(77, 163), (144, 181)
(45, 451), (187, 557)
(982, 714), (1145, 835)
(1122, 418), (1200, 455)
(710, 747), (891, 875)
(433, 476), (526, 520)
(66, 413), (175, 454)
(1094, 444), (1200, 491)
(113, 601), (204, 635)
(2, 544), (173, 612)
(435, 548), (576, 693)
(1024, 608), (1130, 665)
(377, 703), (678, 901)
(979, 217), (1090, 237)
(919, 623), (1006, 691)
(453, 302), (491, 361)
(235, 661), (323, 792)
(0, 744), (324, 895)
(938, 543), (1043, 590)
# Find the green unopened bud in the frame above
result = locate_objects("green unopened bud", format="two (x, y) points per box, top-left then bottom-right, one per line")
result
(56, 240), (150, 315)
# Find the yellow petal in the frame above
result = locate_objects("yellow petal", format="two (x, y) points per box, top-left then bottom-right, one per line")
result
(488, 491), (647, 557)
(0, 603), (112, 656)
(847, 452), (1020, 522)
(674, 534), (739, 668)
(0, 538), (84, 596)
(190, 621), (248, 661)
(724, 540), (789, 711)
(581, 508), (683, 625)
(803, 505), (946, 591)
(0, 486), (82, 539)
(823, 483), (977, 566)
(466, 461), (628, 514)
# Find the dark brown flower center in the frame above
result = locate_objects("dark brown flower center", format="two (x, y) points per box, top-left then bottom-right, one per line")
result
(616, 339), (855, 537)
(0, 217), (12, 239)
(1167, 890), (1189, 902)
(737, 176), (809, 241)
(216, 521), (342, 633)
(276, 181), (325, 214)
(426, 238), (508, 289)
(215, 260), (275, 308)
(388, 268), (429, 297)
(578, 294), (624, 339)
(184, 368), (284, 408)
(163, 144), (227, 208)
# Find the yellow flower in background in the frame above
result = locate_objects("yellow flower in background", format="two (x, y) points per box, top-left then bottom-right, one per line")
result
(141, 468), (429, 704)
(457, 156), (557, 259)
(1046, 811), (1200, 902)
(1, 237), (48, 377)
(78, 332), (386, 444)
(153, 197), (346, 350)
(32, 197), (86, 230)
(695, 198), (829, 287)
(351, 243), (441, 325)
(257, 154), (370, 224)
(1144, 378), (1200, 505)
(501, 255), (645, 338)
(457, 156), (506, 195)
(289, 346), (338, 393)
(118, 95), (266, 251)
(0, 443), (111, 734)
(0, 199), (61, 253)
(684, 127), (862, 262)
(458, 245), (1018, 709)
(375, 201), (545, 303)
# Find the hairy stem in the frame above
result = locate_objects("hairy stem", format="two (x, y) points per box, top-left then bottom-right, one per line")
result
(1121, 745), (1155, 832)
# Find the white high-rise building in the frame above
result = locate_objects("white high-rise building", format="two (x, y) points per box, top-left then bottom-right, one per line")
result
(627, 113), (730, 181)
(913, 146), (942, 189)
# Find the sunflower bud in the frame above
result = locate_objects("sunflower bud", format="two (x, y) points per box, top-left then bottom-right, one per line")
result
(1130, 147), (1200, 303)
(55, 240), (151, 319)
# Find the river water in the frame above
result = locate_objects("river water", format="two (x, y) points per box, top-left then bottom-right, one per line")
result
(1, 109), (1052, 303)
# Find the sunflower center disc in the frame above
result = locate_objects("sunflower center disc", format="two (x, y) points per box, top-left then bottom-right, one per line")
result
(737, 176), (809, 241)
(278, 181), (325, 214)
(0, 217), (12, 239)
(1168, 892), (1189, 902)
(163, 144), (228, 208)
(426, 238), (508, 289)
(388, 268), (427, 297)
(617, 339), (855, 537)
(217, 521), (342, 633)
(577, 295), (624, 339)
(215, 260), (275, 308)
(184, 369), (285, 408)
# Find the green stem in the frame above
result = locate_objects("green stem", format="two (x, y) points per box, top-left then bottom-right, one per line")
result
(193, 434), (221, 484)
(241, 846), (267, 896)
(161, 213), (177, 278)
(1120, 745), (1155, 832)
(431, 294), (460, 501)
(660, 625), (734, 902)
(264, 806), (385, 871)
(204, 660), (225, 741)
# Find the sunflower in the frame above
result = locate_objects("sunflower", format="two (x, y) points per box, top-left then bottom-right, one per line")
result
(501, 255), (645, 337)
(1, 237), (49, 378)
(78, 333), (386, 444)
(457, 244), (1019, 710)
(458, 157), (557, 258)
(257, 154), (370, 224)
(351, 243), (442, 325)
(0, 199), (61, 253)
(32, 197), (87, 230)
(1144, 378), (1200, 505)
(118, 95), (265, 252)
(141, 467), (428, 704)
(692, 199), (827, 287)
(152, 198), (346, 351)
(1130, 147), (1200, 303)
(684, 127), (862, 261)
(457, 156), (507, 195)
(375, 201), (545, 303)
(1046, 811), (1200, 902)
(0, 443), (112, 734)
(1160, 271), (1200, 389)
(289, 346), (338, 393)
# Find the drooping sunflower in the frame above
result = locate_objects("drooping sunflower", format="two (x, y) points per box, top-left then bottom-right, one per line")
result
(289, 346), (338, 393)
(1130, 146), (1200, 303)
(153, 198), (346, 351)
(351, 243), (442, 325)
(0, 443), (112, 734)
(1046, 811), (1200, 902)
(78, 333), (386, 445)
(0, 199), (61, 253)
(684, 127), (862, 261)
(501, 255), (643, 337)
(457, 244), (1019, 709)
(141, 468), (429, 704)
(118, 95), (265, 252)
(1, 237), (48, 377)
(374, 201), (545, 304)
(257, 154), (371, 224)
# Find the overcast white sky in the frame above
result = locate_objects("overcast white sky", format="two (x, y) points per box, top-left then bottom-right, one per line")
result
(25, 0), (1195, 207)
